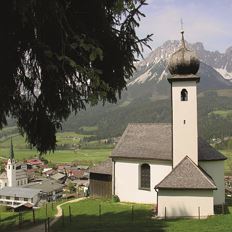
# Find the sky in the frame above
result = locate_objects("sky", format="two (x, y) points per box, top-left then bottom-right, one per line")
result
(137, 0), (232, 55)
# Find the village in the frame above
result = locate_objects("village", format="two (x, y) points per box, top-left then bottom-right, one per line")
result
(1, 1), (232, 232)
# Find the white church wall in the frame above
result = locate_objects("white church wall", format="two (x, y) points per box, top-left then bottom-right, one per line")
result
(199, 160), (225, 205)
(158, 189), (214, 218)
(172, 81), (198, 166)
(114, 159), (172, 204)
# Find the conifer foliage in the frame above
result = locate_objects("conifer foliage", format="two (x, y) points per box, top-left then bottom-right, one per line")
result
(0, 0), (152, 152)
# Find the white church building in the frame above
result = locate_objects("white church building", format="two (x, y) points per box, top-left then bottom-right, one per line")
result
(110, 31), (226, 218)
(0, 140), (28, 189)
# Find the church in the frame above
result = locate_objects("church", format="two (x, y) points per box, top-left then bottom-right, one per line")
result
(0, 140), (28, 189)
(103, 30), (226, 218)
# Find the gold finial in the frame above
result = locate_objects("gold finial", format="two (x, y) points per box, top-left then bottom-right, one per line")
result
(180, 18), (186, 49)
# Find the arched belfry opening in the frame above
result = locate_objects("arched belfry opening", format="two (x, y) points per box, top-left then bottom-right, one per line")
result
(181, 89), (188, 101)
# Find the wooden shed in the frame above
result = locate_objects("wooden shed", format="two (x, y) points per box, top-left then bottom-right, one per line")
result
(89, 159), (112, 198)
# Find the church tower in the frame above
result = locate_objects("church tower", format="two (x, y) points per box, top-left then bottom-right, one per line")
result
(6, 139), (17, 187)
(168, 30), (200, 167)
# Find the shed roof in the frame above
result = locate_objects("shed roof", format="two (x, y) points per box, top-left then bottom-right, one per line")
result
(0, 187), (40, 198)
(50, 173), (66, 181)
(155, 156), (217, 190)
(111, 123), (226, 161)
(89, 159), (112, 175)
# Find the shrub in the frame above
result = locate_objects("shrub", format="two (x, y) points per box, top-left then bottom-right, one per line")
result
(112, 195), (120, 203)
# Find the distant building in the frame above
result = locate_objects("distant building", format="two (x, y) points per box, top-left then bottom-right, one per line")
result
(24, 179), (63, 201)
(89, 159), (112, 198)
(26, 158), (44, 167)
(0, 187), (40, 209)
(0, 140), (28, 189)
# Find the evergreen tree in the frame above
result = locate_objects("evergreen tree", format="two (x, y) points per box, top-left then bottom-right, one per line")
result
(0, 0), (152, 152)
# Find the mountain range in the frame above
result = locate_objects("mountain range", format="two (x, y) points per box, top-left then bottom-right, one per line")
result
(63, 40), (232, 140)
(126, 40), (232, 100)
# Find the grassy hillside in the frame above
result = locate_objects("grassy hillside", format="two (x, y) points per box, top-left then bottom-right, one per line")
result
(0, 133), (111, 165)
(52, 198), (232, 232)
(62, 89), (232, 142)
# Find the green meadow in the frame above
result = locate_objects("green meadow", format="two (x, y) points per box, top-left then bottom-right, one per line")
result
(0, 131), (111, 165)
(0, 200), (67, 232)
(52, 198), (232, 232)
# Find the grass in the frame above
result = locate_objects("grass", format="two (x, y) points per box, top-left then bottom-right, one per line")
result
(216, 89), (232, 98)
(0, 147), (111, 165)
(45, 148), (111, 164)
(0, 200), (62, 231)
(51, 198), (232, 232)
(80, 126), (98, 132)
(221, 150), (232, 175)
(0, 132), (91, 148)
(209, 110), (232, 118)
(0, 131), (112, 164)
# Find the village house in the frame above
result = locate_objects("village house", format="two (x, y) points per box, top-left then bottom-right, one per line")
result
(24, 178), (64, 201)
(0, 186), (40, 209)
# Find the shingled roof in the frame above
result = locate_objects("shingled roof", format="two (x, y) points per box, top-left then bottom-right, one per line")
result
(89, 159), (112, 175)
(111, 123), (226, 161)
(155, 156), (217, 190)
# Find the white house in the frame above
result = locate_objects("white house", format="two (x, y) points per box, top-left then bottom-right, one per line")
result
(110, 31), (226, 218)
(0, 186), (40, 208)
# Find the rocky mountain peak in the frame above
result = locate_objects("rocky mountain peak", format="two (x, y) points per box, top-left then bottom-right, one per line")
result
(132, 40), (232, 86)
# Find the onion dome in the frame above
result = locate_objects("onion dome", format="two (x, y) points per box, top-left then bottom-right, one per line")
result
(168, 31), (200, 75)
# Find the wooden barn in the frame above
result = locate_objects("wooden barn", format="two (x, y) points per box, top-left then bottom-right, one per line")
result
(89, 159), (112, 198)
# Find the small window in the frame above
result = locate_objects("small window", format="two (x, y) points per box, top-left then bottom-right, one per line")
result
(24, 198), (28, 201)
(140, 164), (150, 190)
(181, 89), (188, 101)
(15, 197), (19, 201)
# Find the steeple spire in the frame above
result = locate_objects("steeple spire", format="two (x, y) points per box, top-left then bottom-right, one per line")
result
(10, 138), (14, 161)
(180, 18), (186, 49)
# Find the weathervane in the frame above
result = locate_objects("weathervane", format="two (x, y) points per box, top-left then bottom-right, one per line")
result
(180, 18), (184, 33)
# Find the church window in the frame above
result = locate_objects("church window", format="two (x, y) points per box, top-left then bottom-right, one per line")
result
(181, 89), (188, 101)
(140, 163), (150, 190)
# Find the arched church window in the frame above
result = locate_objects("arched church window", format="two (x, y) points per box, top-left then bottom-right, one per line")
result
(140, 163), (150, 189)
(181, 89), (188, 101)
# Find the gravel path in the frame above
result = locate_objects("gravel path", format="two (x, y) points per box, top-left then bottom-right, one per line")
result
(16, 197), (85, 232)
